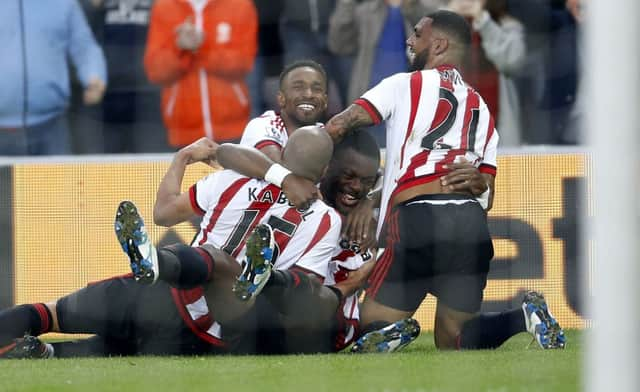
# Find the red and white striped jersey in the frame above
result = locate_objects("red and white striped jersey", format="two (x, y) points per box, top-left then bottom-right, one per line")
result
(239, 110), (288, 150)
(189, 169), (342, 276)
(325, 240), (373, 351)
(355, 65), (499, 236)
(173, 170), (341, 346)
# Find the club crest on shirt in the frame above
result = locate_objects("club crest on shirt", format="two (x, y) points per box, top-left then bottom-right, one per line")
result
(265, 125), (281, 139)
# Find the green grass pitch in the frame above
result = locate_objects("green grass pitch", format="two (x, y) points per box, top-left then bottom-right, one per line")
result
(0, 330), (580, 392)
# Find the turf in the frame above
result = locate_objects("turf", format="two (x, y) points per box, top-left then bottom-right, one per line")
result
(0, 330), (581, 392)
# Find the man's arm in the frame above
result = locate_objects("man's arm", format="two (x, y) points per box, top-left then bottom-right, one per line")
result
(154, 138), (218, 226)
(258, 145), (284, 163)
(217, 143), (273, 180)
(325, 104), (376, 142)
(217, 144), (319, 210)
(333, 258), (376, 298)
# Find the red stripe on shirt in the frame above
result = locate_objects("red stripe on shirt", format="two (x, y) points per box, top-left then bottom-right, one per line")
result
(367, 210), (399, 297)
(194, 247), (215, 280)
(230, 185), (282, 258)
(434, 150), (464, 173)
(354, 98), (382, 124)
(399, 71), (423, 168)
(33, 303), (50, 335)
(397, 150), (430, 185)
(483, 116), (496, 155)
(193, 314), (214, 332)
(273, 207), (303, 255)
(170, 288), (225, 347)
(189, 184), (206, 216)
(392, 172), (445, 200)
(460, 88), (480, 149)
(198, 178), (251, 246)
(254, 140), (283, 151)
(333, 249), (355, 262)
(299, 212), (332, 258)
(181, 287), (205, 304)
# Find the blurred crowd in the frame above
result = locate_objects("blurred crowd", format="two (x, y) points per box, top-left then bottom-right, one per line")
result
(0, 0), (584, 156)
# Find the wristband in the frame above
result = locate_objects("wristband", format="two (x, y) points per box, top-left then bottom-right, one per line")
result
(264, 163), (292, 188)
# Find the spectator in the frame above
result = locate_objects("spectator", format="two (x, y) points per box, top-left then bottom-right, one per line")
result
(0, 0), (107, 156)
(328, 0), (435, 145)
(280, 0), (353, 114)
(80, 0), (169, 153)
(449, 0), (526, 146)
(144, 0), (258, 148)
(505, 0), (581, 144)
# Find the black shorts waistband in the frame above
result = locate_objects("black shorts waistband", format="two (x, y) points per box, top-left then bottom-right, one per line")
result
(399, 193), (475, 206)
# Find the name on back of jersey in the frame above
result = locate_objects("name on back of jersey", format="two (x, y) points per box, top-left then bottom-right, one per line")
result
(247, 186), (315, 219)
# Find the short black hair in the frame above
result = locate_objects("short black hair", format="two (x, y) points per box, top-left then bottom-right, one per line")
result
(334, 129), (380, 165)
(428, 10), (472, 48)
(279, 60), (328, 91)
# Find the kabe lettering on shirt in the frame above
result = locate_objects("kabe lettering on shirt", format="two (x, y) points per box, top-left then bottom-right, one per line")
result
(247, 187), (315, 219)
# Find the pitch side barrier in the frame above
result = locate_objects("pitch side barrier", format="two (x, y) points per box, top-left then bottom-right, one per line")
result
(0, 147), (591, 330)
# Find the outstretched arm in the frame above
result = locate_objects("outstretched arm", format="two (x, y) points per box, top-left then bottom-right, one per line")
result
(154, 138), (218, 226)
(325, 104), (376, 143)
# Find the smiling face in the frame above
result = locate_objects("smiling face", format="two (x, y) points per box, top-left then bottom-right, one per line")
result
(278, 66), (328, 129)
(320, 148), (380, 216)
(406, 17), (434, 72)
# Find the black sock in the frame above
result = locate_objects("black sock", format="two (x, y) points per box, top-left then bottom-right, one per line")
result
(0, 304), (53, 346)
(458, 309), (526, 349)
(156, 244), (214, 288)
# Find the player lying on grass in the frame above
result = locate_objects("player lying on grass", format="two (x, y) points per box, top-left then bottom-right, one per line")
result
(0, 127), (490, 358)
(0, 126), (400, 357)
(0, 126), (344, 358)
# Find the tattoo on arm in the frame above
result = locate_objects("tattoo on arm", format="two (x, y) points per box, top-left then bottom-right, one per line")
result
(326, 104), (375, 141)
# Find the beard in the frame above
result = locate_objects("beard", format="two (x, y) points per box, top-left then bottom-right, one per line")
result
(409, 48), (429, 72)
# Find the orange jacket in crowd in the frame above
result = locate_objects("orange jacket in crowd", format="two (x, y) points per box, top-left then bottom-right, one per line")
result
(145, 0), (258, 146)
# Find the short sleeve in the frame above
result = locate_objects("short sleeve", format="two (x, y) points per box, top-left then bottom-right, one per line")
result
(239, 114), (285, 150)
(189, 173), (220, 215)
(355, 73), (407, 124)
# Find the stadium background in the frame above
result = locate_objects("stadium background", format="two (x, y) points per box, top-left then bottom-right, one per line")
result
(0, 149), (590, 335)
